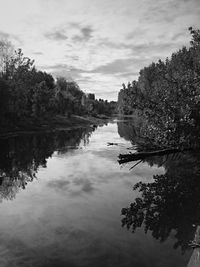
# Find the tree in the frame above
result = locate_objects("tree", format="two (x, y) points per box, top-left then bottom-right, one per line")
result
(32, 81), (54, 117)
(55, 77), (86, 116)
(55, 77), (74, 116)
(0, 77), (9, 122)
(118, 27), (200, 149)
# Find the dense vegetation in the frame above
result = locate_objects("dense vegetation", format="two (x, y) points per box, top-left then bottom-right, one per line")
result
(118, 27), (200, 149)
(0, 40), (116, 131)
(118, 28), (200, 252)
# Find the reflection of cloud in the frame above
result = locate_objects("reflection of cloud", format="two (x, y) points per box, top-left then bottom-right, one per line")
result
(47, 179), (70, 191)
(47, 176), (95, 195)
(73, 178), (94, 193)
(0, 235), (42, 266)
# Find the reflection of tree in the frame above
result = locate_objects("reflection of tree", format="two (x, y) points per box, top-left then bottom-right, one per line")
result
(121, 151), (200, 252)
(117, 121), (137, 142)
(118, 117), (200, 151)
(0, 127), (94, 201)
(117, 119), (159, 151)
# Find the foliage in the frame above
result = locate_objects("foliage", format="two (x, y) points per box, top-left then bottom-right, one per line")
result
(55, 77), (85, 116)
(0, 40), (115, 127)
(118, 27), (200, 149)
(0, 77), (9, 121)
(92, 99), (117, 116)
(32, 81), (54, 117)
(0, 38), (117, 129)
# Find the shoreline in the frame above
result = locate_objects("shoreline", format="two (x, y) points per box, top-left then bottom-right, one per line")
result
(0, 115), (111, 138)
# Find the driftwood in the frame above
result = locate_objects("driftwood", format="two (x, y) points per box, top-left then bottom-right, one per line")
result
(107, 142), (132, 147)
(118, 148), (185, 164)
(107, 142), (119, 146)
(187, 226), (200, 267)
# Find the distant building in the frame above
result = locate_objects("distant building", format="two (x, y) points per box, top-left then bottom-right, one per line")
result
(81, 94), (87, 106)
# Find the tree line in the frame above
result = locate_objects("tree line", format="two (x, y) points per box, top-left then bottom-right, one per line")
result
(0, 40), (116, 129)
(118, 27), (200, 253)
(118, 27), (200, 148)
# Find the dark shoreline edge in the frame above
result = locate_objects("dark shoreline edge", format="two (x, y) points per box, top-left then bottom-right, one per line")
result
(0, 115), (111, 139)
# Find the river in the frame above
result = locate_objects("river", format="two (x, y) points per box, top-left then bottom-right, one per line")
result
(0, 120), (192, 266)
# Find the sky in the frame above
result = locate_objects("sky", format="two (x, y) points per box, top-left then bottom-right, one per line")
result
(0, 0), (200, 101)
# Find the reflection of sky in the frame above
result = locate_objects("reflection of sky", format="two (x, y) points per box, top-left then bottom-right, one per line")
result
(0, 123), (191, 266)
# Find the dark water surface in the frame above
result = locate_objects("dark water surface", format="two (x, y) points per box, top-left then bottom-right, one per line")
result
(0, 121), (192, 266)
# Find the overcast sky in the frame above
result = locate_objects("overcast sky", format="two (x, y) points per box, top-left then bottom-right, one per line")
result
(0, 0), (199, 100)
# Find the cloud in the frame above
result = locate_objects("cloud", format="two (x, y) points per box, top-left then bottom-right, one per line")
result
(66, 55), (79, 61)
(41, 59), (141, 86)
(141, 2), (178, 24)
(126, 28), (149, 40)
(97, 90), (119, 99)
(97, 38), (131, 50)
(91, 59), (132, 74)
(72, 26), (93, 42)
(0, 31), (10, 39)
(81, 27), (93, 39)
(91, 57), (150, 75)
(97, 37), (182, 60)
(33, 51), (43, 55)
(44, 30), (68, 41)
(131, 42), (183, 55)
(116, 71), (139, 78)
(40, 64), (84, 80)
(39, 63), (69, 70)
(0, 31), (23, 46)
(171, 31), (188, 41)
(4, 0), (198, 100)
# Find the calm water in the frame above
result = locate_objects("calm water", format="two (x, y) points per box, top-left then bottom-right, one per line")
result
(0, 121), (192, 267)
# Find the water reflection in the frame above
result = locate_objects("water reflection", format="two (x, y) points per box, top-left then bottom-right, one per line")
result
(118, 120), (200, 252)
(0, 128), (94, 201)
(0, 122), (191, 266)
(117, 120), (137, 142)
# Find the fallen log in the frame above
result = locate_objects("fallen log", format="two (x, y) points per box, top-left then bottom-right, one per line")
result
(118, 148), (185, 164)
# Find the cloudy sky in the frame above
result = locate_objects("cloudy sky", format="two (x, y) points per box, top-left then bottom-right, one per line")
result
(0, 0), (199, 100)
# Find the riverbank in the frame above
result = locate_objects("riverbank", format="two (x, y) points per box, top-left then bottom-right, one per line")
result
(0, 114), (110, 138)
